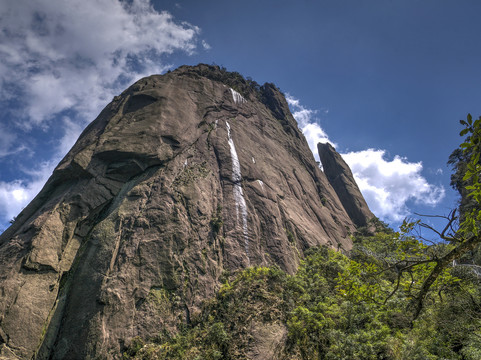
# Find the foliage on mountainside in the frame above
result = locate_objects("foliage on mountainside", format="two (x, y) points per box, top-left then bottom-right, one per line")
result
(175, 63), (282, 102)
(123, 115), (481, 359)
(123, 235), (481, 359)
(123, 221), (481, 359)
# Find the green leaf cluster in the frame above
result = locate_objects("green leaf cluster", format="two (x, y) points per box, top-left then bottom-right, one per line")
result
(458, 114), (481, 236)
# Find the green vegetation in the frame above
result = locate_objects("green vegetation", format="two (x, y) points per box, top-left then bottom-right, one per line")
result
(210, 206), (223, 237)
(124, 238), (481, 359)
(285, 227), (296, 243)
(123, 116), (481, 359)
(147, 288), (173, 319)
(173, 161), (210, 188)
(178, 63), (283, 102)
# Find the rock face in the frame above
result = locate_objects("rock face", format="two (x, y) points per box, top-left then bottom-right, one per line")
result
(0, 65), (372, 359)
(318, 142), (374, 227)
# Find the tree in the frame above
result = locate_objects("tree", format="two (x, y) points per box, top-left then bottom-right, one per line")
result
(346, 115), (481, 320)
(403, 115), (481, 318)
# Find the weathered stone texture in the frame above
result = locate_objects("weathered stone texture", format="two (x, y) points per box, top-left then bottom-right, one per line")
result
(0, 65), (372, 359)
(318, 142), (374, 227)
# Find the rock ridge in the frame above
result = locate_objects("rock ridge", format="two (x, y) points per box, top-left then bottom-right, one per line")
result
(318, 142), (374, 227)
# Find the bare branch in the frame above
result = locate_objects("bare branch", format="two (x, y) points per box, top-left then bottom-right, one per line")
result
(417, 210), (459, 243)
(383, 274), (401, 305)
(410, 234), (480, 319)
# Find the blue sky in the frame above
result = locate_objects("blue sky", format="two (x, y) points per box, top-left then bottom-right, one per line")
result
(0, 0), (480, 233)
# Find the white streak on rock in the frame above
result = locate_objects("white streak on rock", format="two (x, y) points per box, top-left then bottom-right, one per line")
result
(230, 88), (246, 104)
(252, 157), (255, 164)
(257, 180), (264, 189)
(226, 121), (249, 261)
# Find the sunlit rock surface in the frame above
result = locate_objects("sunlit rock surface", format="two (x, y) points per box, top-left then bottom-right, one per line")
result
(0, 64), (372, 359)
(318, 142), (374, 227)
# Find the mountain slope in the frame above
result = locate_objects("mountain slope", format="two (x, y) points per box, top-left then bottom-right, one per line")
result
(0, 64), (372, 359)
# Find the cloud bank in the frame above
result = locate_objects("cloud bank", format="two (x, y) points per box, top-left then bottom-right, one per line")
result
(0, 0), (201, 226)
(342, 150), (445, 222)
(287, 95), (445, 223)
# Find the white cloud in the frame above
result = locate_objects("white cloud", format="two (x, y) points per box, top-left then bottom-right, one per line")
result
(0, 161), (53, 223)
(202, 40), (212, 50)
(286, 95), (445, 223)
(0, 0), (200, 127)
(0, 124), (28, 158)
(286, 94), (336, 161)
(341, 149), (445, 222)
(0, 0), (202, 226)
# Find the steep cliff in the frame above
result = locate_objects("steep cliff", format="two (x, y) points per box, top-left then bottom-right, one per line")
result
(0, 64), (372, 359)
(318, 142), (374, 227)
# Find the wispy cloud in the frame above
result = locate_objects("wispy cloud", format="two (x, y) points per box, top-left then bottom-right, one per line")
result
(0, 0), (203, 226)
(287, 96), (445, 223)
(286, 94), (335, 161)
(0, 124), (28, 158)
(202, 40), (212, 50)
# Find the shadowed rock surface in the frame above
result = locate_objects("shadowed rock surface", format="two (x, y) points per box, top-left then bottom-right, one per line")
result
(318, 142), (374, 227)
(0, 64), (372, 359)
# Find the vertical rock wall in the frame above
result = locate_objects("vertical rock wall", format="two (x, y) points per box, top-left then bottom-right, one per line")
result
(0, 65), (372, 359)
(318, 142), (374, 227)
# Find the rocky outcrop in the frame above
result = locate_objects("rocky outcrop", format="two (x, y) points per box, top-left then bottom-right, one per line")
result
(0, 64), (372, 359)
(318, 142), (374, 227)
